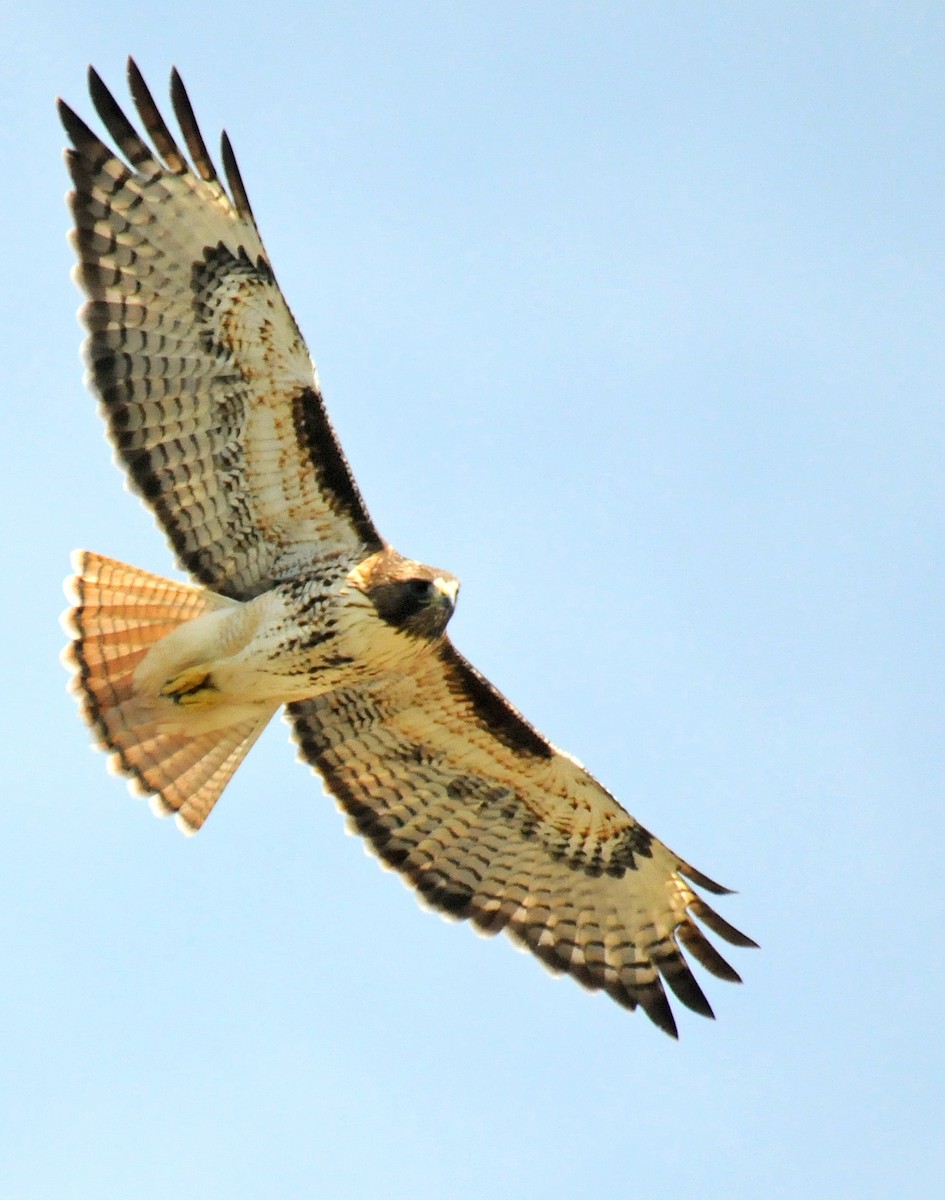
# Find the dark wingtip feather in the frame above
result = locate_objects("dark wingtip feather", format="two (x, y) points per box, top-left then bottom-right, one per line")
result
(681, 862), (735, 895)
(657, 952), (717, 1019)
(86, 64), (106, 99)
(638, 982), (680, 1039)
(58, 97), (104, 156)
(221, 130), (256, 224)
(87, 65), (153, 170)
(57, 96), (80, 136)
(691, 898), (759, 949)
(676, 920), (744, 982)
(127, 57), (187, 172)
(169, 67), (217, 183)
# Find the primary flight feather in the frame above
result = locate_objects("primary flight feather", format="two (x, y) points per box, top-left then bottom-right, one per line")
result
(60, 60), (755, 1037)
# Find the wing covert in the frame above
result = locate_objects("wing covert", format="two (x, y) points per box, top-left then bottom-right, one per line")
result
(289, 642), (755, 1036)
(61, 60), (382, 599)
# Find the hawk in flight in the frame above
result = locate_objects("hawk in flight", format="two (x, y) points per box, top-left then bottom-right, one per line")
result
(60, 61), (755, 1036)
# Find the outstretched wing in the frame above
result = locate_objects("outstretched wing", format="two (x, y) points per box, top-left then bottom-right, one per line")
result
(289, 642), (755, 1037)
(61, 60), (382, 599)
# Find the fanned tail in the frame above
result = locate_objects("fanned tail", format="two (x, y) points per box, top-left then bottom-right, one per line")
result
(62, 550), (274, 832)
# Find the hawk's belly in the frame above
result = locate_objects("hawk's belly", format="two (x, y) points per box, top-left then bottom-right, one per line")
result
(133, 575), (425, 733)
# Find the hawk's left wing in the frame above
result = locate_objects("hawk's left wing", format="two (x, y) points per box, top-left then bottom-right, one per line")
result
(289, 641), (755, 1037)
(60, 61), (382, 600)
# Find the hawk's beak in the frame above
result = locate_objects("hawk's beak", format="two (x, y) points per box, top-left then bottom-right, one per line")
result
(433, 577), (460, 610)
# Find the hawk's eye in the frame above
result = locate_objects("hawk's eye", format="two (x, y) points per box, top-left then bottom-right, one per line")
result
(409, 579), (434, 599)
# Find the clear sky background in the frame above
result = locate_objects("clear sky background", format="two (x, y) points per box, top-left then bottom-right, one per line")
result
(2, 3), (943, 1198)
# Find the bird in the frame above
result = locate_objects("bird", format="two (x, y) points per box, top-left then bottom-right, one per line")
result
(59, 59), (755, 1037)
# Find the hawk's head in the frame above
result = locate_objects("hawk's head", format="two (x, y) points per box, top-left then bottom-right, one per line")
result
(349, 548), (459, 641)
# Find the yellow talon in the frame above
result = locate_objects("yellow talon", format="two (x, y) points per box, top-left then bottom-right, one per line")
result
(160, 665), (218, 708)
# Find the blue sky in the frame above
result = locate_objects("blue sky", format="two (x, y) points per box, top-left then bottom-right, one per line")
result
(2, 3), (943, 1197)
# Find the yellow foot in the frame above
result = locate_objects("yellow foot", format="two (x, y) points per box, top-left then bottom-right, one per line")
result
(160, 665), (219, 708)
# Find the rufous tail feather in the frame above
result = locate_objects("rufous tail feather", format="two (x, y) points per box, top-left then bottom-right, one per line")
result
(62, 550), (274, 832)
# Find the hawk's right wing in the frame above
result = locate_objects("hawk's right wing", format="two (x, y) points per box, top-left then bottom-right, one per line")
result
(61, 60), (382, 600)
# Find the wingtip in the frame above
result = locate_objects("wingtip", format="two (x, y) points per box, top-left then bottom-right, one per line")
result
(57, 95), (94, 145)
(655, 1009), (680, 1040)
(168, 65), (187, 109)
(85, 64), (111, 115)
(126, 56), (144, 95)
(681, 862), (735, 896)
(691, 897), (759, 949)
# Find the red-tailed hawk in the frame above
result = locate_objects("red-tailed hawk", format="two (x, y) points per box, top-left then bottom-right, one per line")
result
(60, 60), (755, 1037)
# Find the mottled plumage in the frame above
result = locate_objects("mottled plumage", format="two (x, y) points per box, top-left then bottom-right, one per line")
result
(60, 60), (755, 1036)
